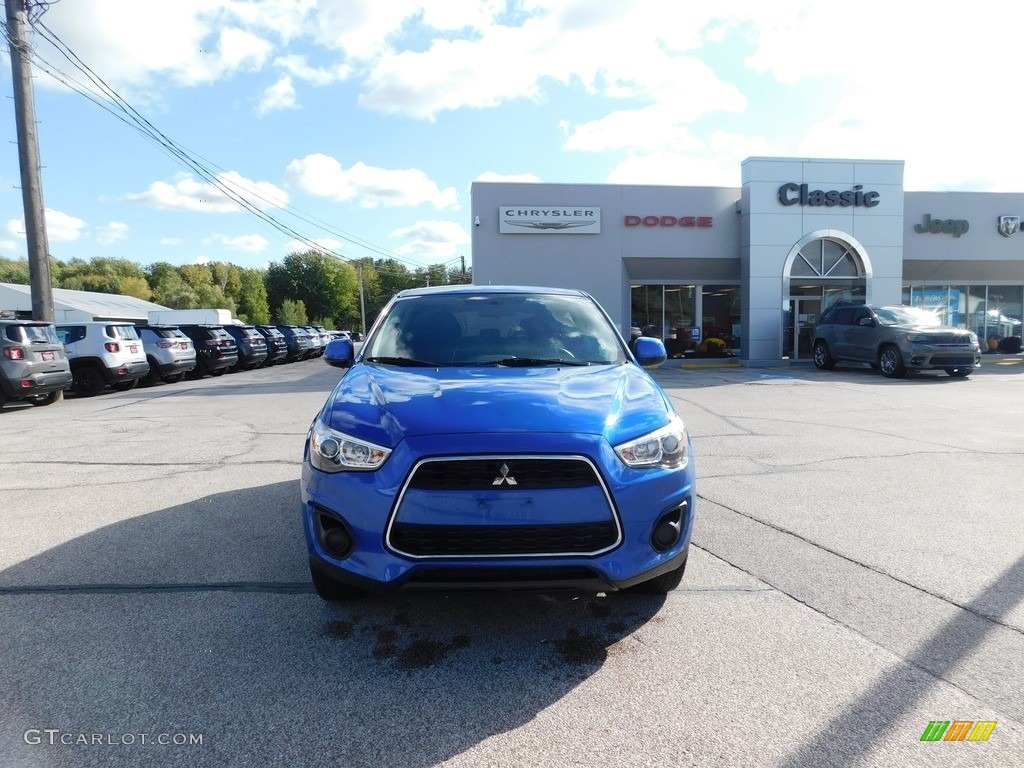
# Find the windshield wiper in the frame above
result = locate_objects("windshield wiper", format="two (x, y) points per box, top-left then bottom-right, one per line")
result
(363, 356), (436, 367)
(492, 357), (591, 367)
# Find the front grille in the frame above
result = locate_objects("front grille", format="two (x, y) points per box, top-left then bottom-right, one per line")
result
(407, 566), (601, 584)
(409, 458), (598, 490)
(926, 334), (974, 345)
(391, 521), (618, 556)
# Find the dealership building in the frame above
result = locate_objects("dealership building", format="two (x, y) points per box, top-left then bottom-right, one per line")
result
(470, 157), (1024, 364)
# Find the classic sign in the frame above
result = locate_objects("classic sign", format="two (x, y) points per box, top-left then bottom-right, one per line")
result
(777, 183), (880, 208)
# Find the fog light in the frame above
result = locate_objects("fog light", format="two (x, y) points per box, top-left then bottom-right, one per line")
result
(323, 527), (352, 555)
(652, 518), (680, 551)
(317, 512), (354, 558)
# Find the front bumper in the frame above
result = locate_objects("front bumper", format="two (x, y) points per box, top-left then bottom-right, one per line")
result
(905, 345), (981, 369)
(302, 431), (695, 593)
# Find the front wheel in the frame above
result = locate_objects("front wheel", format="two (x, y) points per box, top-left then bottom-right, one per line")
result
(812, 341), (836, 370)
(626, 551), (688, 595)
(310, 567), (368, 602)
(945, 367), (972, 378)
(878, 346), (907, 378)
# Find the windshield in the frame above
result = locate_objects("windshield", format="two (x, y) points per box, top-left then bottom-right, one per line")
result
(363, 292), (627, 366)
(874, 307), (942, 327)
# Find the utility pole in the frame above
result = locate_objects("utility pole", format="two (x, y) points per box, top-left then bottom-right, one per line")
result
(357, 263), (366, 337)
(5, 0), (53, 322)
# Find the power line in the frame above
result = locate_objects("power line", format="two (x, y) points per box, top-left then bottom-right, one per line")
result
(13, 14), (447, 275)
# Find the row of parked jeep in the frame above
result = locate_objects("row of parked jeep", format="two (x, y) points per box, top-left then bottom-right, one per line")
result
(0, 318), (347, 408)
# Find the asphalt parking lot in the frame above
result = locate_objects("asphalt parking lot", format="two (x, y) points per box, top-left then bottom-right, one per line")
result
(1, 358), (1022, 767)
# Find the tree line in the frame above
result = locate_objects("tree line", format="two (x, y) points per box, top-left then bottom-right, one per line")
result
(0, 252), (471, 331)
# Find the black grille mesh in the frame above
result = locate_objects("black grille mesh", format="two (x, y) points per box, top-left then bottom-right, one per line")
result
(409, 458), (598, 490)
(391, 521), (618, 556)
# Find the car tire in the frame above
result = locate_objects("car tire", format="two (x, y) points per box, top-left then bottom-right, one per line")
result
(945, 367), (972, 378)
(72, 365), (107, 396)
(812, 341), (836, 370)
(111, 379), (138, 392)
(141, 358), (161, 386)
(310, 567), (367, 602)
(878, 345), (907, 378)
(626, 551), (688, 595)
(27, 391), (61, 406)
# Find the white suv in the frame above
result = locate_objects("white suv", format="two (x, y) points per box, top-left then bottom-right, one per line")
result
(55, 322), (150, 396)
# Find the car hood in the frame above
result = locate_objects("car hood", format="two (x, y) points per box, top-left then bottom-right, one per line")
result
(887, 323), (976, 338)
(323, 362), (675, 447)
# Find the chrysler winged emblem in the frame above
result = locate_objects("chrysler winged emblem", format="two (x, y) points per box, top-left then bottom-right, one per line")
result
(998, 216), (1019, 238)
(492, 462), (518, 486)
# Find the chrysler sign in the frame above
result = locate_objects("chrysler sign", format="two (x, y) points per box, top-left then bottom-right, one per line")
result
(499, 206), (601, 234)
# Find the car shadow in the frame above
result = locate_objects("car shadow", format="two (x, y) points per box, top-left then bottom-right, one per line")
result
(1, 481), (665, 767)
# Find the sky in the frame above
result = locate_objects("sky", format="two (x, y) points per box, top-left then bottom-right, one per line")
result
(0, 0), (1021, 275)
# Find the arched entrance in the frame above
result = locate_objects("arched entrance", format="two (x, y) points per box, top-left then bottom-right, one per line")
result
(782, 230), (871, 359)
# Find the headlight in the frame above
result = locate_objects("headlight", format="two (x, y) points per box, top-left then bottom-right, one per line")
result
(309, 419), (391, 472)
(968, 332), (979, 346)
(905, 333), (929, 343)
(614, 415), (689, 469)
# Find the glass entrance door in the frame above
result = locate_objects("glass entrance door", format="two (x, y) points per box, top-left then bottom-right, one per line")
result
(788, 298), (821, 360)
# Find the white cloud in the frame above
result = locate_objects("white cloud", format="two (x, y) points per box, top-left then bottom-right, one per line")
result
(124, 172), (288, 213)
(0, 240), (18, 253)
(208, 234), (270, 252)
(95, 221), (130, 245)
(391, 219), (469, 260)
(285, 153), (458, 209)
(195, 255), (211, 265)
(258, 75), (298, 115)
(6, 209), (87, 243)
(274, 54), (350, 85)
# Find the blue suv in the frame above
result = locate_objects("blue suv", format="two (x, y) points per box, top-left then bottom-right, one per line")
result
(301, 285), (695, 599)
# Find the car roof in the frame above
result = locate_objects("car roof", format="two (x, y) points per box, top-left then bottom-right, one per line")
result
(395, 284), (588, 299)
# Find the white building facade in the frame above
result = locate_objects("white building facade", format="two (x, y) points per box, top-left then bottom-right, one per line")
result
(471, 157), (1024, 364)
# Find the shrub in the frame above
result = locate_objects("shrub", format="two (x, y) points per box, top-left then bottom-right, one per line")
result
(704, 337), (727, 353)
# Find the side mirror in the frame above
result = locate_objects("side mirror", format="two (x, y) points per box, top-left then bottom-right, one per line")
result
(858, 317), (875, 327)
(632, 336), (668, 369)
(323, 338), (354, 368)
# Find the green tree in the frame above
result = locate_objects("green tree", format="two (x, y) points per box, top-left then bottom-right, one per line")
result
(0, 257), (30, 284)
(277, 298), (308, 325)
(265, 251), (358, 325)
(236, 268), (270, 324)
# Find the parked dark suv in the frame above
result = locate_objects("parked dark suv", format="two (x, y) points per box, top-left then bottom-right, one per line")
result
(276, 325), (313, 362)
(222, 324), (269, 370)
(812, 304), (982, 378)
(0, 319), (73, 408)
(177, 325), (239, 378)
(254, 325), (288, 365)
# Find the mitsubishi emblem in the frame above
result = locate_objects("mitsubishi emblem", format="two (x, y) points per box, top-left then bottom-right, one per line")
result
(492, 462), (518, 486)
